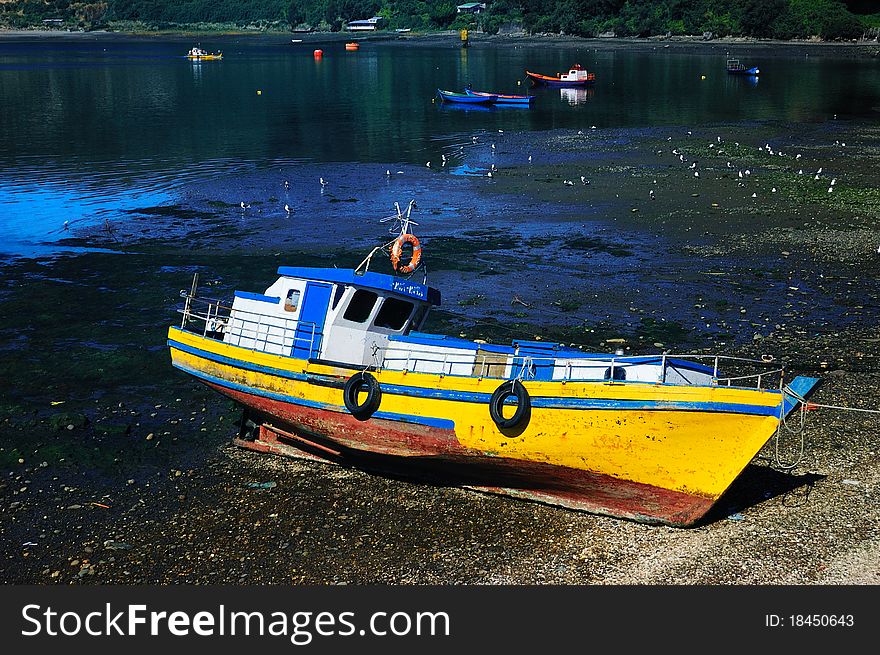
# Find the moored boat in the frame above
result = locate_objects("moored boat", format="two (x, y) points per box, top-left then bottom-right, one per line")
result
(526, 64), (596, 87)
(437, 89), (497, 105)
(186, 46), (223, 61)
(167, 202), (821, 527)
(464, 86), (535, 105)
(345, 42), (360, 51)
(726, 59), (759, 76)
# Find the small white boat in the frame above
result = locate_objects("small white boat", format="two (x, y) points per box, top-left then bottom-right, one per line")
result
(186, 46), (222, 61)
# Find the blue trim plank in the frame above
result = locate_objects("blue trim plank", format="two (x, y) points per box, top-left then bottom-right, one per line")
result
(276, 267), (441, 305)
(169, 335), (785, 418)
(234, 291), (281, 304)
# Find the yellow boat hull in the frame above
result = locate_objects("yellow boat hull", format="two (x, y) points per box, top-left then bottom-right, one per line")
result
(168, 326), (815, 526)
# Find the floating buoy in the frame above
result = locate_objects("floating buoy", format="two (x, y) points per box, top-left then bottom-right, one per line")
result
(256, 90), (262, 95)
(701, 75), (706, 80)
(314, 49), (323, 58)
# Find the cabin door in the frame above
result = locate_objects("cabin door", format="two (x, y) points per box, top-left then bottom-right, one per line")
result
(292, 282), (333, 359)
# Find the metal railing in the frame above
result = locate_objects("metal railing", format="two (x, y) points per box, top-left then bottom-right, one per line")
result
(381, 349), (785, 390)
(178, 295), (321, 357)
(177, 291), (785, 390)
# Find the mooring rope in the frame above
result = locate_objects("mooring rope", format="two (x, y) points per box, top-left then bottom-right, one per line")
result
(797, 402), (880, 415)
(774, 400), (808, 471)
(773, 387), (880, 470)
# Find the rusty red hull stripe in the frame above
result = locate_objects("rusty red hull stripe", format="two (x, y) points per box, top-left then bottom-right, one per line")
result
(208, 381), (714, 527)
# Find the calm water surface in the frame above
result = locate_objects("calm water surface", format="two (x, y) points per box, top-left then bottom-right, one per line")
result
(1, 35), (878, 254)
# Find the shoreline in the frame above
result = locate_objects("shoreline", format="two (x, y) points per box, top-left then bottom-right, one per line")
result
(2, 27), (879, 51)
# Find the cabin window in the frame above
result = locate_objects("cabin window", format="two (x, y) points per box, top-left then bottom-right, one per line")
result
(331, 285), (345, 309)
(409, 305), (428, 332)
(284, 289), (301, 312)
(343, 290), (378, 323)
(603, 366), (626, 381)
(374, 297), (414, 331)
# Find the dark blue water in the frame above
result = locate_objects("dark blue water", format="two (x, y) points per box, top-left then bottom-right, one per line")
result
(1, 34), (878, 255)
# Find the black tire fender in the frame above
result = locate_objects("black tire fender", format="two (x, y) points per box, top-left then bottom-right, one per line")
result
(489, 379), (531, 430)
(343, 372), (382, 420)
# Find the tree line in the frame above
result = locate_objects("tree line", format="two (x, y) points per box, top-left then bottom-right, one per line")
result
(1, 0), (874, 41)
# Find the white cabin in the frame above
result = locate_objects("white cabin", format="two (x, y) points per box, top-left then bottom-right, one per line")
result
(213, 267), (716, 385)
(222, 267), (436, 367)
(560, 64), (594, 82)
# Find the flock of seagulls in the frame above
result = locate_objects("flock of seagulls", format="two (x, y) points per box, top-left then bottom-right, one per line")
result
(647, 133), (846, 205)
(226, 130), (851, 237)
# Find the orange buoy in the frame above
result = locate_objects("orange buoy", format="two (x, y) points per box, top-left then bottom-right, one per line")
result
(314, 49), (323, 58)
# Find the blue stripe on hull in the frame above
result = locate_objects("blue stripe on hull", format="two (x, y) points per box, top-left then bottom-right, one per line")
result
(168, 336), (783, 417)
(171, 360), (456, 430)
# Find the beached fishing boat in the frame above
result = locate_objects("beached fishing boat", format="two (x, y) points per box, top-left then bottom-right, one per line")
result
(464, 86), (535, 105)
(167, 202), (821, 527)
(437, 89), (497, 105)
(726, 59), (759, 76)
(186, 46), (223, 61)
(526, 64), (596, 87)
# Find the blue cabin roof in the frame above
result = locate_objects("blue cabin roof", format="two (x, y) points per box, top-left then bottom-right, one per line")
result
(276, 267), (441, 305)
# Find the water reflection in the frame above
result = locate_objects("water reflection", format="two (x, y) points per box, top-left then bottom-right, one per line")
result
(1, 36), (878, 254)
(437, 103), (493, 112)
(560, 88), (594, 105)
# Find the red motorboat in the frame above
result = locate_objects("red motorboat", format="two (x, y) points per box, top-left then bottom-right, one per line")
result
(526, 64), (596, 87)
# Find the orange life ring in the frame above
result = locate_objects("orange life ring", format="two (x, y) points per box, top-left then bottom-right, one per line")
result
(390, 234), (422, 274)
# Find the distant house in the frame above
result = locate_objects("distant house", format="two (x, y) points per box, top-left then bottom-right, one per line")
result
(347, 17), (386, 31)
(457, 3), (487, 14)
(42, 19), (64, 26)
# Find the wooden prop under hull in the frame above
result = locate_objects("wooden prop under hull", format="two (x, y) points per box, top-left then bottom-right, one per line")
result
(218, 382), (716, 527)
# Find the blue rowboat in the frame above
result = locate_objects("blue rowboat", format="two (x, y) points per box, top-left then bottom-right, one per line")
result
(464, 88), (535, 105)
(437, 89), (497, 105)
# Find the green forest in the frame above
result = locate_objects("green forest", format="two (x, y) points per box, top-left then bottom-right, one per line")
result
(1, 0), (878, 40)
